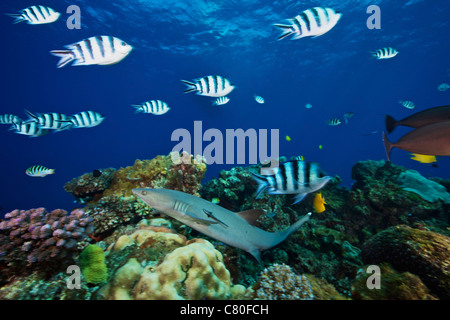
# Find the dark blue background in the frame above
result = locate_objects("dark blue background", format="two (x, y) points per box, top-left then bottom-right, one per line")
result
(0, 0), (449, 215)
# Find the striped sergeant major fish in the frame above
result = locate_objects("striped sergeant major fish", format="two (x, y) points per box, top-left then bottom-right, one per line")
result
(50, 36), (133, 68)
(254, 95), (265, 104)
(0, 114), (22, 125)
(399, 100), (415, 110)
(371, 47), (398, 59)
(181, 75), (235, 98)
(10, 121), (49, 137)
(59, 111), (105, 129)
(327, 118), (342, 126)
(274, 7), (342, 40)
(26, 165), (55, 177)
(438, 83), (449, 92)
(6, 6), (60, 25)
(212, 96), (230, 106)
(133, 100), (170, 115)
(250, 160), (331, 204)
(25, 110), (71, 131)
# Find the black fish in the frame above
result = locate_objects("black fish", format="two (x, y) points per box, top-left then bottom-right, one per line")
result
(385, 105), (450, 133)
(93, 169), (102, 178)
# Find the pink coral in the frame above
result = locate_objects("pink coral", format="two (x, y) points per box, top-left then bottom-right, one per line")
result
(0, 207), (93, 274)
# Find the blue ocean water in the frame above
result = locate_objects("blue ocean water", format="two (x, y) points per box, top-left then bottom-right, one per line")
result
(0, 0), (448, 215)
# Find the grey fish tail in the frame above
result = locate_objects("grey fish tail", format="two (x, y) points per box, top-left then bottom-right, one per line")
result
(5, 13), (25, 24)
(50, 50), (75, 68)
(250, 171), (269, 199)
(181, 80), (197, 93)
(273, 24), (294, 40)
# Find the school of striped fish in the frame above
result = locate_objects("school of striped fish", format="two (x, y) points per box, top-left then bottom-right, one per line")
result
(1, 110), (104, 137)
(2, 4), (448, 197)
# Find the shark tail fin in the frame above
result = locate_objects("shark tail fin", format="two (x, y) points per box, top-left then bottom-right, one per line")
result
(249, 171), (270, 199)
(284, 212), (312, 239)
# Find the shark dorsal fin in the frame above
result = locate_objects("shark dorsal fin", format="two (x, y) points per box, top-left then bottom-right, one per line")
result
(236, 209), (266, 226)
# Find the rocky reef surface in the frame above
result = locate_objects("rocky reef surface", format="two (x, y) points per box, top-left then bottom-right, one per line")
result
(0, 154), (448, 300)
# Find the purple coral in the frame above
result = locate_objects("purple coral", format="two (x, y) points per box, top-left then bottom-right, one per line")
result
(0, 207), (93, 272)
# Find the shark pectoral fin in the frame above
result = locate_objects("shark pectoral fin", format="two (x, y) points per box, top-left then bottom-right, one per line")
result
(185, 212), (219, 226)
(293, 193), (308, 204)
(249, 248), (262, 263)
(202, 209), (229, 228)
(236, 209), (266, 226)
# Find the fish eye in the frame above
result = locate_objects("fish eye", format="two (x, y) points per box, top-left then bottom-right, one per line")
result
(121, 41), (127, 46)
(142, 191), (147, 196)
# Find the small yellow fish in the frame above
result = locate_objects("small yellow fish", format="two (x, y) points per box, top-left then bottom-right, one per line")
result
(211, 198), (220, 204)
(286, 135), (291, 141)
(410, 153), (437, 164)
(313, 193), (327, 213)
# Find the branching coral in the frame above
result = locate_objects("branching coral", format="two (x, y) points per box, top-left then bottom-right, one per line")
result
(0, 208), (93, 276)
(252, 263), (314, 300)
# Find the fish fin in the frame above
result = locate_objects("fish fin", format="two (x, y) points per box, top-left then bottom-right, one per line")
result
(236, 209), (266, 226)
(5, 13), (26, 24)
(249, 171), (269, 199)
(273, 24), (294, 40)
(181, 80), (197, 93)
(49, 50), (75, 68)
(293, 193), (308, 204)
(185, 212), (219, 226)
(249, 248), (262, 263)
(24, 109), (38, 121)
(286, 213), (312, 236)
(382, 131), (393, 161)
(259, 167), (279, 175)
(202, 209), (229, 228)
(132, 105), (143, 113)
(385, 115), (398, 134)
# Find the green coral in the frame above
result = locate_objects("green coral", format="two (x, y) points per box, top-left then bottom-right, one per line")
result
(79, 245), (108, 284)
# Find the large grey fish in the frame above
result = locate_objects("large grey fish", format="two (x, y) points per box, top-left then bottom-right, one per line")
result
(385, 105), (450, 133)
(250, 160), (331, 204)
(132, 188), (312, 263)
(382, 121), (450, 161)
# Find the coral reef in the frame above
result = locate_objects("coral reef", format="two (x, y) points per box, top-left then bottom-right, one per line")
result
(251, 263), (314, 300)
(397, 170), (450, 203)
(361, 225), (450, 299)
(64, 168), (116, 203)
(99, 219), (251, 300)
(351, 263), (438, 300)
(67, 151), (207, 237)
(2, 156), (449, 300)
(0, 207), (93, 278)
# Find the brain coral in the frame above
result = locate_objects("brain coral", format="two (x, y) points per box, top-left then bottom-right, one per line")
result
(132, 239), (237, 300)
(100, 223), (250, 301)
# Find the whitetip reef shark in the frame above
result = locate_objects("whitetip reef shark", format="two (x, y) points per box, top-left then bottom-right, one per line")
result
(132, 188), (312, 262)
